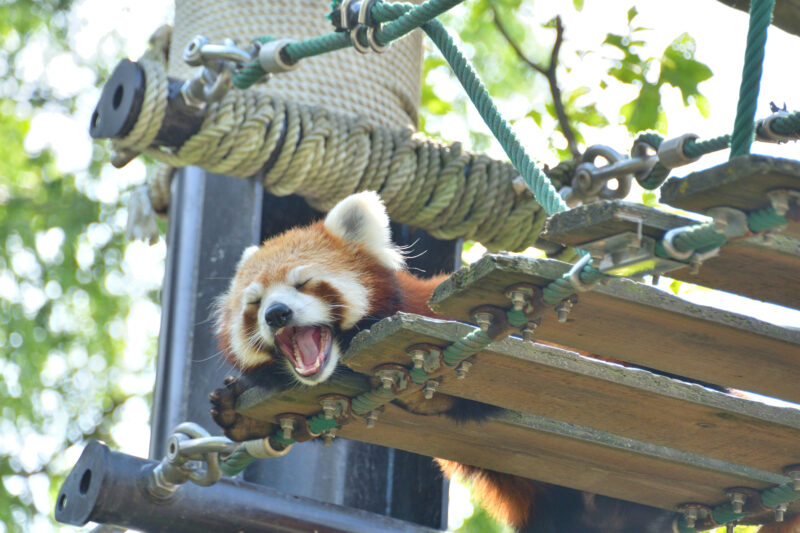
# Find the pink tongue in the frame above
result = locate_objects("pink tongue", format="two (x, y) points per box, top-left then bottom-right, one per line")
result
(295, 327), (321, 366)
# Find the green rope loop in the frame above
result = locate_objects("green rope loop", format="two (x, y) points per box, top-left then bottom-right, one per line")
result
(729, 0), (775, 158)
(374, 0), (463, 45)
(541, 262), (605, 306)
(710, 505), (746, 527)
(232, 36), (275, 89)
(633, 133), (671, 190)
(670, 222), (727, 253)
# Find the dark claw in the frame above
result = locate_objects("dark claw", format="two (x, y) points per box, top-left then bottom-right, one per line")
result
(224, 376), (236, 385)
(209, 391), (220, 402)
(210, 408), (219, 417)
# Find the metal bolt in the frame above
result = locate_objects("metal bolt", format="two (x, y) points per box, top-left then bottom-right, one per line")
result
(379, 375), (394, 390)
(689, 258), (702, 275)
(506, 290), (528, 312)
(775, 503), (788, 522)
(725, 522), (736, 533)
(555, 299), (574, 323)
(473, 312), (493, 332)
(322, 427), (337, 446)
(320, 399), (337, 420)
(455, 361), (472, 380)
(279, 418), (295, 441)
(683, 507), (698, 529)
(423, 380), (439, 400)
(365, 410), (380, 429)
(409, 349), (425, 369)
(727, 490), (746, 514)
(521, 320), (540, 342)
(768, 190), (790, 216)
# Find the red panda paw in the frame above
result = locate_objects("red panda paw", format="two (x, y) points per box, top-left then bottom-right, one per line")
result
(209, 376), (271, 442)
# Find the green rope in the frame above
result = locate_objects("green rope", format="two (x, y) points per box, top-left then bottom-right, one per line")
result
(351, 386), (397, 415)
(372, 5), (567, 216)
(748, 205), (787, 232)
(761, 481), (798, 508)
(308, 412), (339, 434)
(506, 309), (528, 328)
(373, 0), (463, 45)
(682, 134), (731, 159)
(219, 445), (257, 476)
(541, 262), (605, 306)
(669, 222), (727, 253)
(409, 366), (429, 385)
(729, 0), (774, 158)
(633, 133), (670, 190)
(441, 328), (493, 366)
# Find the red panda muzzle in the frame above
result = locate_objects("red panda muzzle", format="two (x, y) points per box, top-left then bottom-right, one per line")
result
(275, 325), (333, 377)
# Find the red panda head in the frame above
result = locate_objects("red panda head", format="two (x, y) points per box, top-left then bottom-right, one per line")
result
(215, 191), (405, 385)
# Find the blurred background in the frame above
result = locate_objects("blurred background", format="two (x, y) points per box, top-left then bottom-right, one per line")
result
(1, 0), (799, 531)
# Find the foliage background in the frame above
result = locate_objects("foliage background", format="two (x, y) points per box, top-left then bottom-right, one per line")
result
(1, 0), (795, 532)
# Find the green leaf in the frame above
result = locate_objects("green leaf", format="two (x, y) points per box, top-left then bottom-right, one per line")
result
(627, 6), (638, 23)
(658, 33), (712, 105)
(573, 0), (584, 11)
(669, 279), (682, 295)
(526, 108), (543, 126)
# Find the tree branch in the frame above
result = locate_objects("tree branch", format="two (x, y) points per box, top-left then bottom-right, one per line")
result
(490, 8), (580, 159)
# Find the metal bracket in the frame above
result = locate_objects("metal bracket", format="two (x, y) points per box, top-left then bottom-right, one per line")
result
(181, 36), (251, 110)
(657, 133), (701, 168)
(580, 230), (683, 277)
(566, 145), (648, 206)
(319, 394), (352, 422)
(707, 207), (749, 239)
(374, 364), (409, 394)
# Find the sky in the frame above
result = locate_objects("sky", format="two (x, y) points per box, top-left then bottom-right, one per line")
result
(13, 0), (800, 531)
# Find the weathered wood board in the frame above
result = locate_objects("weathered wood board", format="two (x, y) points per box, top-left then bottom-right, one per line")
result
(716, 0), (800, 37)
(430, 254), (800, 403)
(234, 374), (790, 514)
(660, 155), (800, 239)
(541, 200), (800, 308)
(337, 404), (790, 513)
(342, 313), (800, 474)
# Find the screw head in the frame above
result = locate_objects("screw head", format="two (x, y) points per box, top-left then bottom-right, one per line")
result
(775, 503), (788, 522)
(409, 349), (425, 369)
(423, 380), (439, 400)
(365, 410), (379, 429)
(455, 361), (472, 379)
(279, 417), (295, 440)
(554, 299), (574, 323)
(727, 490), (746, 514)
(322, 427), (337, 446)
(472, 311), (493, 331)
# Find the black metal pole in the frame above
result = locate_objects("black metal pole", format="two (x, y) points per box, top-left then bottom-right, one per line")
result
(55, 441), (440, 533)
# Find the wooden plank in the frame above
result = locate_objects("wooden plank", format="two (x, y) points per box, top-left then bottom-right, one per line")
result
(342, 313), (800, 474)
(541, 200), (800, 308)
(660, 155), (800, 239)
(337, 404), (789, 513)
(234, 375), (790, 513)
(429, 254), (800, 403)
(716, 0), (800, 38)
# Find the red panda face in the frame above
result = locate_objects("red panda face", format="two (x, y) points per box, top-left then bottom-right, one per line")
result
(215, 192), (405, 385)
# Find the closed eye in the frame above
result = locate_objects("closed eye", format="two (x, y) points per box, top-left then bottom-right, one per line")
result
(246, 299), (260, 307)
(294, 279), (310, 290)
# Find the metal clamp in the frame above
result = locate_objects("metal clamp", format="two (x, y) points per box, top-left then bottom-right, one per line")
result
(256, 38), (299, 73)
(707, 207), (748, 239)
(767, 188), (800, 217)
(181, 36), (250, 109)
(757, 111), (800, 143)
(657, 133), (701, 168)
(568, 254), (602, 291)
(567, 145), (644, 206)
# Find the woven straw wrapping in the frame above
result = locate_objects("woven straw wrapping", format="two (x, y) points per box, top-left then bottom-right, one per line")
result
(168, 0), (423, 130)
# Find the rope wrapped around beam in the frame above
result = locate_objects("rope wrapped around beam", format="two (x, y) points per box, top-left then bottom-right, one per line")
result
(121, 60), (566, 252)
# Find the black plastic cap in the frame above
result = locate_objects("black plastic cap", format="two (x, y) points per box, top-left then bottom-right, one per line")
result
(89, 59), (145, 139)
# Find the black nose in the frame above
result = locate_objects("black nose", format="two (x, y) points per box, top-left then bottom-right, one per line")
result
(265, 303), (293, 328)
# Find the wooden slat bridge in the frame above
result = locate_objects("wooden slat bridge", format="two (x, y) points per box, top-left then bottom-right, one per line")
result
(231, 155), (800, 529)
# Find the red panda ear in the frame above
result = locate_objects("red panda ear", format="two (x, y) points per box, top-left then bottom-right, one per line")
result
(237, 245), (259, 268)
(324, 191), (405, 270)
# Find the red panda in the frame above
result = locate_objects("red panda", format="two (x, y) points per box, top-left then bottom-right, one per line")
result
(212, 191), (792, 533)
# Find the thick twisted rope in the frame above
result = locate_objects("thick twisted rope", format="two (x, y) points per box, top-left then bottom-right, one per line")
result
(729, 0), (774, 158)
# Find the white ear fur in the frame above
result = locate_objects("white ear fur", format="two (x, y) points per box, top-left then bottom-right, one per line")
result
(324, 191), (405, 270)
(238, 245), (259, 267)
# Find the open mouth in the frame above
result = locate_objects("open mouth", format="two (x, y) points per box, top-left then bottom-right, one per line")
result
(275, 326), (333, 377)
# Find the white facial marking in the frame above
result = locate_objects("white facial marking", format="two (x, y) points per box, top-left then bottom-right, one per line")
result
(316, 271), (370, 329)
(257, 284), (331, 343)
